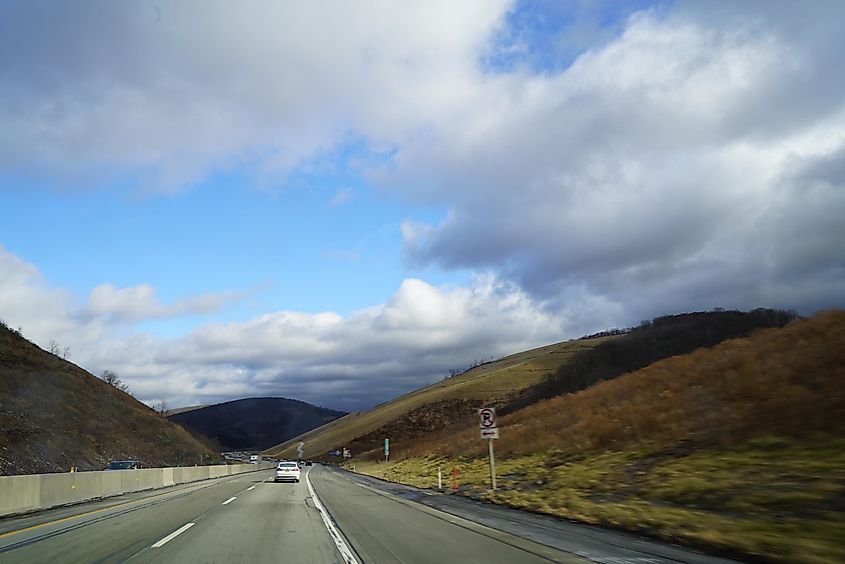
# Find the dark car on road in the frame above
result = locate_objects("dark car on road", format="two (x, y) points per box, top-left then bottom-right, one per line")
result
(106, 460), (141, 470)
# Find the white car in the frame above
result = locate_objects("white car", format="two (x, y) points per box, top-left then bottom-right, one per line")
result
(275, 461), (301, 483)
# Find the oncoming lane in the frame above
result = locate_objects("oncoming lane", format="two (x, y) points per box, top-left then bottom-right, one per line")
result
(0, 472), (265, 562)
(0, 469), (345, 563)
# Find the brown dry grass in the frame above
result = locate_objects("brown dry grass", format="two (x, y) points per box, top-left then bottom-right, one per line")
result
(264, 337), (613, 459)
(355, 437), (845, 563)
(0, 325), (219, 474)
(400, 310), (844, 460)
(351, 310), (845, 563)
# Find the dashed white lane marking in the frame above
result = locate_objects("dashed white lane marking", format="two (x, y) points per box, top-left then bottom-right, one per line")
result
(247, 486), (256, 491)
(222, 496), (237, 505)
(151, 523), (195, 548)
(306, 468), (359, 564)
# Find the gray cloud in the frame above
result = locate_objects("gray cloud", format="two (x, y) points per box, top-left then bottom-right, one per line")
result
(2, 2), (843, 410)
(0, 0), (509, 191)
(395, 5), (845, 325)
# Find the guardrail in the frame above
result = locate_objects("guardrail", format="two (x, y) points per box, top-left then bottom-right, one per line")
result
(0, 462), (274, 518)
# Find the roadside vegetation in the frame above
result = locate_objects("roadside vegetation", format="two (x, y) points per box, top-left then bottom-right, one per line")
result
(351, 310), (845, 563)
(271, 309), (795, 462)
(501, 307), (798, 414)
(0, 322), (220, 474)
(264, 336), (613, 460)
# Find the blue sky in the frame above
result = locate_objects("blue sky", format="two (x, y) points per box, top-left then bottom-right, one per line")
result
(1, 156), (459, 331)
(1, 0), (843, 411)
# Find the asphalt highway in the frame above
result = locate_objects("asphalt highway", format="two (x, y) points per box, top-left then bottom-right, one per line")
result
(0, 465), (737, 563)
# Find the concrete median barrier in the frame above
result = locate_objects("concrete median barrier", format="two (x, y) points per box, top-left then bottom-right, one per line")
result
(0, 462), (273, 518)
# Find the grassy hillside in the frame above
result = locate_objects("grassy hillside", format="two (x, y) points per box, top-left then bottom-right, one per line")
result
(504, 308), (798, 414)
(263, 336), (613, 459)
(268, 309), (796, 462)
(352, 310), (845, 563)
(169, 397), (345, 451)
(0, 323), (220, 474)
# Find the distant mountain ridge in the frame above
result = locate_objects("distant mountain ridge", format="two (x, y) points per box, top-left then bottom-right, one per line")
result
(0, 323), (219, 475)
(168, 397), (345, 451)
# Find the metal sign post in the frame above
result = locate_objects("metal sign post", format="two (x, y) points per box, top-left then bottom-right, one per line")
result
(478, 407), (498, 491)
(488, 438), (497, 490)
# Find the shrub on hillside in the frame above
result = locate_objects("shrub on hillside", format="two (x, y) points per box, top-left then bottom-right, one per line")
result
(410, 310), (843, 459)
(502, 308), (798, 414)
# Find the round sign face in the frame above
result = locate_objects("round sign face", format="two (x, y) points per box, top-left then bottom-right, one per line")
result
(478, 407), (496, 428)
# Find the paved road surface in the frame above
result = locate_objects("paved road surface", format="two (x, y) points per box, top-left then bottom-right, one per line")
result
(0, 465), (737, 563)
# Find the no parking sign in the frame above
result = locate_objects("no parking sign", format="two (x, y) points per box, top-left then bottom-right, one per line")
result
(478, 407), (499, 439)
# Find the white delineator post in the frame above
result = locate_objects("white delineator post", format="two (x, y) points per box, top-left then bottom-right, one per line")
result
(437, 466), (442, 489)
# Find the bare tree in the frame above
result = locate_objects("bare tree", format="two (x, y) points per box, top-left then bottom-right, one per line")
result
(47, 340), (70, 359)
(100, 370), (129, 393)
(155, 399), (169, 417)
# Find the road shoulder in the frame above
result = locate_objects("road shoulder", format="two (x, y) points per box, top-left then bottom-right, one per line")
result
(329, 466), (736, 564)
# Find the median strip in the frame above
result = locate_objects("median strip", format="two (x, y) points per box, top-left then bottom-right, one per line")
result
(151, 523), (195, 548)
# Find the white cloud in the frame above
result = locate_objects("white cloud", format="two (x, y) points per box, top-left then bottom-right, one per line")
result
(0, 246), (565, 411)
(85, 284), (239, 322)
(392, 6), (845, 324)
(0, 0), (510, 191)
(0, 247), (81, 340)
(2, 2), (843, 410)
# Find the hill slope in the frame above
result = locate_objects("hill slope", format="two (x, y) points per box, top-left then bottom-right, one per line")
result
(266, 309), (796, 461)
(169, 397), (345, 451)
(0, 323), (219, 475)
(264, 336), (613, 459)
(355, 310), (845, 563)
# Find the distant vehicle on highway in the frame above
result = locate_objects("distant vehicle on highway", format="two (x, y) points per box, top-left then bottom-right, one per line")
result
(275, 461), (300, 483)
(305, 460), (313, 466)
(249, 454), (261, 464)
(105, 460), (141, 470)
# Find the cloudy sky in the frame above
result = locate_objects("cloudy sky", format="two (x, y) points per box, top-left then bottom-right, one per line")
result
(1, 0), (843, 411)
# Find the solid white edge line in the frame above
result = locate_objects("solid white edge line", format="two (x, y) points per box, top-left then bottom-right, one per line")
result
(306, 467), (360, 564)
(222, 496), (237, 505)
(151, 522), (195, 548)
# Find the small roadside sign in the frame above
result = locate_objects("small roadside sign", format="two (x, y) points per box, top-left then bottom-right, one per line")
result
(478, 407), (496, 429)
(478, 407), (497, 439)
(478, 407), (499, 490)
(480, 427), (499, 439)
